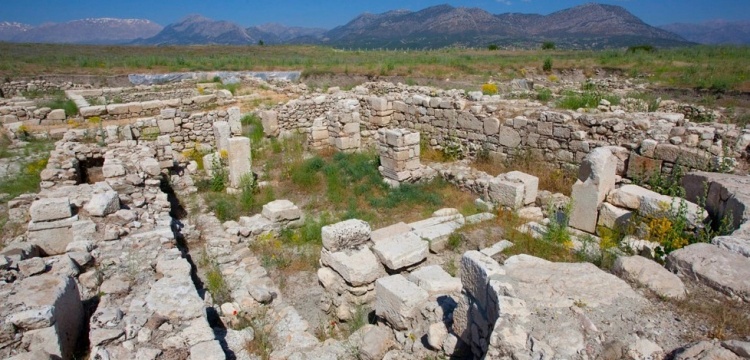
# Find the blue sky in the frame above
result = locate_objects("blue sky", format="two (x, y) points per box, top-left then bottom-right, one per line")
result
(2, 0), (748, 28)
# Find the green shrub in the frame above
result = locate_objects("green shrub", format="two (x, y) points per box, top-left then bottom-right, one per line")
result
(447, 233), (462, 251)
(542, 202), (572, 247)
(205, 265), (232, 305)
(537, 88), (552, 102)
(541, 41), (556, 50)
(557, 91), (620, 110)
(290, 156), (325, 188)
(543, 58), (553, 72)
(487, 44), (499, 51)
(219, 82), (241, 95)
(627, 45), (655, 53)
(45, 97), (78, 117)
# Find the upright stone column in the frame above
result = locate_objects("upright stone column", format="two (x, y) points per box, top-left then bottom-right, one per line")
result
(228, 137), (252, 188)
(378, 129), (421, 186)
(227, 107), (242, 135)
(260, 110), (279, 137)
(569, 147), (618, 233)
(212, 121), (231, 154)
(328, 99), (361, 153)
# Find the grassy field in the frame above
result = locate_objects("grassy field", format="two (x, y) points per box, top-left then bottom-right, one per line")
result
(0, 43), (748, 91)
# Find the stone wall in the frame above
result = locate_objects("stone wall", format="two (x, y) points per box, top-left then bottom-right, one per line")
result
(269, 82), (746, 178)
(0, 79), (93, 98)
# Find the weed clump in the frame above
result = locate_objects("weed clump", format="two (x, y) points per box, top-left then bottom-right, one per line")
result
(481, 83), (498, 95)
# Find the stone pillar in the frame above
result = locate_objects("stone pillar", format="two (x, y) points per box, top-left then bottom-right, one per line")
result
(328, 99), (361, 153)
(228, 137), (252, 188)
(212, 121), (231, 154)
(569, 147), (618, 233)
(310, 117), (329, 149)
(369, 96), (393, 126)
(227, 107), (242, 136)
(377, 129), (421, 185)
(260, 110), (279, 137)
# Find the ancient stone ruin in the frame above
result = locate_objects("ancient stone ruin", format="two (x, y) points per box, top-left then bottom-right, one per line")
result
(0, 73), (749, 360)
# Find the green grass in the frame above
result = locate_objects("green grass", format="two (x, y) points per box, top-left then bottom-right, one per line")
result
(205, 264), (232, 305)
(44, 97), (78, 117)
(1, 43), (749, 91)
(557, 90), (620, 110)
(0, 139), (54, 199)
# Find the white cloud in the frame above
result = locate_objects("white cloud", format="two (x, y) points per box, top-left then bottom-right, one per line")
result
(496, 0), (512, 4)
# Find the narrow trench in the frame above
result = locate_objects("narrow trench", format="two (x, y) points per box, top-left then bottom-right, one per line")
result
(159, 174), (234, 359)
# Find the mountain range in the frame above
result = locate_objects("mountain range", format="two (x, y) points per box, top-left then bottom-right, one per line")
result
(1, 3), (744, 48)
(660, 20), (750, 45)
(0, 18), (162, 44)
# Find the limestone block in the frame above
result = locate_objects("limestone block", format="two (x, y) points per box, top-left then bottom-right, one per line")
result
(577, 147), (617, 203)
(371, 232), (428, 270)
(102, 161), (125, 178)
(27, 226), (72, 256)
(461, 251), (505, 308)
(261, 199), (301, 223)
(145, 275), (205, 321)
(127, 102), (143, 113)
(320, 247), (383, 286)
(160, 108), (176, 119)
(193, 94), (216, 104)
(427, 322), (448, 350)
(626, 153), (662, 180)
(480, 240), (515, 258)
(157, 119), (175, 133)
(105, 103), (129, 115)
(261, 110), (278, 137)
(47, 109), (65, 121)
(212, 121), (231, 152)
(613, 255), (686, 300)
(569, 181), (600, 233)
(666, 243), (750, 301)
(505, 171), (539, 205)
(189, 340), (226, 360)
(141, 100), (163, 110)
(321, 219), (371, 252)
(228, 137), (252, 188)
(712, 236), (750, 258)
(228, 107), (242, 135)
(370, 97), (389, 112)
(18, 257), (46, 277)
(484, 117), (500, 135)
(597, 203), (632, 230)
(8, 275), (83, 359)
(411, 221), (462, 253)
(79, 106), (106, 117)
(140, 158), (161, 176)
(497, 127), (522, 148)
(84, 191), (120, 217)
(608, 184), (706, 225)
(407, 265), (462, 295)
(357, 325), (394, 360)
(374, 275), (429, 330)
(29, 198), (71, 222)
(488, 178), (524, 209)
(370, 222), (411, 243)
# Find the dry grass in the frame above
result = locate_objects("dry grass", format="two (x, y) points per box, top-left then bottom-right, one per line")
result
(664, 282), (750, 342)
(474, 151), (578, 196)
